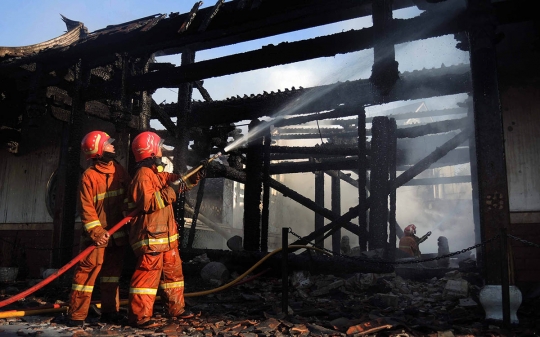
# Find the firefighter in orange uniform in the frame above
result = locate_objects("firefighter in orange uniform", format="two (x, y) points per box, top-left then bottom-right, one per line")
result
(127, 131), (204, 328)
(68, 131), (131, 327)
(398, 224), (421, 257)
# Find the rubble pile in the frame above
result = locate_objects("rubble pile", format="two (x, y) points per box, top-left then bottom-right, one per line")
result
(1, 261), (540, 336)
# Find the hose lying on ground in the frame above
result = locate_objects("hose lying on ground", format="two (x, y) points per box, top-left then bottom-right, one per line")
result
(0, 245), (329, 318)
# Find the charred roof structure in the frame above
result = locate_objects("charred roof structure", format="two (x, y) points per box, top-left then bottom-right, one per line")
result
(1, 1), (540, 324)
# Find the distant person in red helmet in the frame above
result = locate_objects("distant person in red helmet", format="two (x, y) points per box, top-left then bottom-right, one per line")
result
(399, 224), (421, 257)
(68, 131), (131, 327)
(127, 131), (205, 328)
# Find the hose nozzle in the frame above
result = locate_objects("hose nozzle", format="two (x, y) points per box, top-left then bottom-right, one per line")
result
(181, 152), (221, 181)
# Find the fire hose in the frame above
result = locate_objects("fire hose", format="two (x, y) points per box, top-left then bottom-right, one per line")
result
(0, 245), (328, 318)
(0, 154), (220, 310)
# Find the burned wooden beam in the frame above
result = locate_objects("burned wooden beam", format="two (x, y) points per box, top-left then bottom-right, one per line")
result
(396, 117), (468, 138)
(131, 10), (466, 92)
(269, 158), (361, 175)
(269, 145), (359, 156)
(402, 175), (471, 186)
(183, 64), (471, 126)
(393, 128), (473, 188)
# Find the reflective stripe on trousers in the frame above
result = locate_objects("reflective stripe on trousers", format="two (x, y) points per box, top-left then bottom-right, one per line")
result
(128, 248), (185, 326)
(68, 245), (126, 320)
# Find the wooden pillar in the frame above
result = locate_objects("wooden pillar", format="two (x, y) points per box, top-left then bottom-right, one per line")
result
(243, 119), (264, 251)
(314, 160), (325, 249)
(370, 0), (399, 97)
(174, 50), (195, 245)
(261, 132), (271, 252)
(388, 118), (397, 260)
(331, 175), (341, 255)
(54, 59), (89, 267)
(357, 109), (368, 251)
(368, 117), (390, 250)
(467, 0), (511, 285)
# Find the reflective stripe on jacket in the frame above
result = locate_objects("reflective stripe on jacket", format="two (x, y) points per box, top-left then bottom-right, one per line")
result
(79, 161), (131, 246)
(128, 167), (184, 256)
(398, 235), (420, 257)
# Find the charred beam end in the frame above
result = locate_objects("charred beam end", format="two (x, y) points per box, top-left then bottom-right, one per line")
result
(151, 99), (177, 138)
(194, 80), (213, 102)
(198, 0), (225, 32)
(178, 1), (203, 33)
(396, 117), (468, 138)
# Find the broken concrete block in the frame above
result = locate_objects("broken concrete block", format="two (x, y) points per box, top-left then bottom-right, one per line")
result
(200, 261), (229, 284)
(459, 297), (478, 307)
(443, 279), (469, 299)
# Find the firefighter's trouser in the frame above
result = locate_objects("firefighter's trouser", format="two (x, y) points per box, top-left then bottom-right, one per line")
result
(128, 248), (185, 326)
(68, 244), (126, 320)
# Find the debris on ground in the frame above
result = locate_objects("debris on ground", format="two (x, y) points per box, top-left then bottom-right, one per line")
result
(1, 263), (540, 336)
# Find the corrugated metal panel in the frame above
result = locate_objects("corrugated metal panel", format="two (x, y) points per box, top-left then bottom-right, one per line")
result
(503, 86), (540, 212)
(0, 145), (59, 223)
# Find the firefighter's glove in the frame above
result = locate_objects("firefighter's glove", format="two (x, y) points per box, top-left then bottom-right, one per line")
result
(90, 226), (110, 246)
(169, 178), (187, 193)
(197, 159), (208, 180)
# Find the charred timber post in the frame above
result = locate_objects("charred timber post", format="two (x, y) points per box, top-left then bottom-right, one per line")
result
(314, 158), (325, 249)
(174, 50), (195, 244)
(57, 59), (89, 266)
(467, 0), (511, 286)
(388, 119), (397, 261)
(187, 179), (206, 249)
(136, 56), (153, 131)
(371, 0), (399, 96)
(281, 227), (289, 315)
(358, 110), (368, 251)
(331, 173), (341, 255)
(244, 120), (264, 251)
(261, 133), (271, 252)
(369, 117), (391, 250)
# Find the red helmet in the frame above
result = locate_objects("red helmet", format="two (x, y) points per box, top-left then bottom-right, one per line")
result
(131, 131), (164, 162)
(404, 224), (416, 236)
(81, 131), (114, 160)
